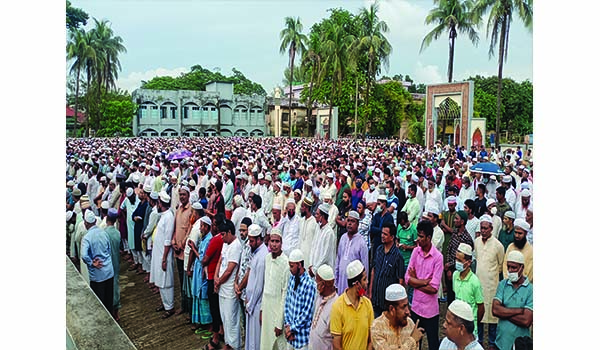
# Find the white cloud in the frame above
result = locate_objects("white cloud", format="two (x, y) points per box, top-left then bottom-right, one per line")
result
(413, 61), (444, 84)
(116, 67), (188, 93)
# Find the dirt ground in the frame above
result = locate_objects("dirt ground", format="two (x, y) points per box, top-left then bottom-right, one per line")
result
(116, 254), (491, 350)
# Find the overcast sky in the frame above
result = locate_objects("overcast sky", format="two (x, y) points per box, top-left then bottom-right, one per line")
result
(69, 0), (533, 94)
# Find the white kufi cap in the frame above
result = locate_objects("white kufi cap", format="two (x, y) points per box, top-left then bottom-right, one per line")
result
(84, 210), (97, 224)
(385, 284), (407, 301)
(448, 300), (475, 322)
(289, 249), (304, 263)
(346, 260), (364, 279)
(317, 265), (334, 281)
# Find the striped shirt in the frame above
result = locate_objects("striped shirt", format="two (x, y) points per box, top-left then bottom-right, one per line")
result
(446, 229), (474, 266)
(371, 244), (405, 310)
(284, 271), (317, 349)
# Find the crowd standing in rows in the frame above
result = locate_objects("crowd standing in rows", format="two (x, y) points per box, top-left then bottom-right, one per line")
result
(66, 137), (533, 350)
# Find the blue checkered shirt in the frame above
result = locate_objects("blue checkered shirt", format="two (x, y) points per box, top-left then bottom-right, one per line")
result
(284, 271), (316, 348)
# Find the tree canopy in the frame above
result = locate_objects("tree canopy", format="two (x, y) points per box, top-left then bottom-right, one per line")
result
(66, 0), (89, 30)
(141, 65), (266, 96)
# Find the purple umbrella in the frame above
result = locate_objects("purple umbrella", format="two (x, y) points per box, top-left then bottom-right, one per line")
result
(167, 149), (193, 161)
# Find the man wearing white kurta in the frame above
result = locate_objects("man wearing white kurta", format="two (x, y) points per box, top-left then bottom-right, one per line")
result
(245, 224), (269, 350)
(298, 197), (318, 267)
(260, 229), (290, 350)
(473, 215), (504, 348)
(308, 204), (337, 279)
(150, 192), (176, 317)
(216, 220), (243, 350)
(230, 195), (248, 239)
(280, 198), (300, 257)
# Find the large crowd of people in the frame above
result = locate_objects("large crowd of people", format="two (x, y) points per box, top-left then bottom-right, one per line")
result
(66, 136), (533, 350)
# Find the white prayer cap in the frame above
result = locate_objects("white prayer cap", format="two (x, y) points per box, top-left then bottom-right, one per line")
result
(225, 170), (231, 176)
(346, 260), (364, 279)
(411, 175), (419, 183)
(327, 172), (334, 178)
(457, 243), (472, 257)
(258, 173), (265, 180)
(72, 188), (82, 197)
(507, 250), (525, 265)
(283, 182), (291, 188)
(521, 189), (531, 197)
(504, 211), (516, 220)
(190, 192), (199, 203)
(126, 188), (134, 197)
(170, 173), (178, 180)
(341, 170), (349, 177)
(101, 201), (110, 210)
(317, 265), (334, 281)
(234, 195), (243, 207)
(447, 196), (457, 204)
(486, 198), (496, 207)
(265, 174), (272, 182)
(520, 182), (530, 189)
(192, 202), (203, 210)
(385, 284), (408, 301)
(294, 189), (302, 195)
(180, 186), (190, 193)
(132, 175), (140, 183)
(67, 180), (75, 187)
(422, 211), (429, 219)
(210, 178), (217, 185)
(143, 184), (152, 193)
(480, 214), (493, 224)
(84, 210), (97, 224)
(270, 227), (282, 237)
(248, 224), (262, 237)
(373, 175), (380, 183)
(200, 216), (212, 226)
(171, 159), (179, 164)
(150, 191), (159, 200)
(448, 300), (474, 322)
(502, 175), (512, 183)
(273, 203), (282, 210)
(514, 218), (530, 231)
(159, 191), (171, 203)
(100, 176), (107, 182)
(66, 211), (74, 222)
(348, 211), (360, 220)
(323, 192), (332, 200)
(151, 165), (159, 171)
(426, 205), (440, 216)
(289, 249), (304, 263)
(377, 194), (387, 202)
(286, 198), (296, 206)
(305, 179), (313, 187)
(318, 203), (330, 214)
(189, 179), (196, 187)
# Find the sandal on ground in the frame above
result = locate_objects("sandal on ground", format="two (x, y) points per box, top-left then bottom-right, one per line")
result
(155, 305), (165, 312)
(161, 310), (175, 319)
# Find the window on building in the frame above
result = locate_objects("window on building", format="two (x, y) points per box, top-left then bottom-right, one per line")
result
(160, 106), (167, 119)
(183, 107), (188, 119)
(171, 107), (176, 119)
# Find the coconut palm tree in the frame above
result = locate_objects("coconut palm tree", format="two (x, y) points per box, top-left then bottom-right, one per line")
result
(473, 0), (532, 140)
(300, 44), (324, 137)
(279, 16), (307, 137)
(420, 0), (480, 83)
(67, 28), (92, 137)
(355, 1), (392, 134)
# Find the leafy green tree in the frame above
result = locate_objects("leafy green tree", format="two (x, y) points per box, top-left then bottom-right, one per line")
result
(96, 92), (137, 137)
(67, 28), (94, 137)
(473, 0), (532, 139)
(66, 0), (89, 30)
(420, 0), (480, 83)
(355, 1), (392, 133)
(280, 17), (307, 137)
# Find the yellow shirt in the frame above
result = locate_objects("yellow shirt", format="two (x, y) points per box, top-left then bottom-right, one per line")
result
(330, 291), (374, 350)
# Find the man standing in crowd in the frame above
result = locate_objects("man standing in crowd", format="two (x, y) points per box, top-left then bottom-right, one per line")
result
(284, 249), (316, 350)
(104, 208), (122, 321)
(261, 229), (290, 350)
(439, 300), (484, 350)
(172, 186), (193, 316)
(280, 198), (300, 257)
(369, 221), (404, 318)
(151, 192), (176, 319)
(308, 203), (337, 278)
(309, 265), (337, 350)
(371, 284), (424, 350)
(493, 251), (533, 350)
(330, 260), (374, 350)
(405, 220), (443, 350)
(452, 243), (485, 338)
(245, 224), (268, 350)
(335, 211), (369, 295)
(444, 210), (474, 306)
(503, 219), (533, 284)
(298, 197), (318, 268)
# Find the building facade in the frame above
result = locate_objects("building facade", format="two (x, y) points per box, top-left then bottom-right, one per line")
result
(132, 81), (268, 137)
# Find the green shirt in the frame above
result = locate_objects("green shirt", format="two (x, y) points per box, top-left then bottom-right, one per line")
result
(452, 270), (485, 337)
(498, 227), (515, 251)
(494, 278), (533, 350)
(397, 223), (418, 267)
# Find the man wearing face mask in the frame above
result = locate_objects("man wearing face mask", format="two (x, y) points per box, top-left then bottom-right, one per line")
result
(362, 176), (380, 215)
(401, 184), (421, 227)
(474, 215), (505, 349)
(330, 260), (374, 350)
(502, 219), (533, 284)
(485, 198), (503, 239)
(492, 251), (533, 350)
(452, 243), (485, 339)
(280, 198), (300, 257)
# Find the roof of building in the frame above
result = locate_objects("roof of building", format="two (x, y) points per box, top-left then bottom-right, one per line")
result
(66, 106), (86, 123)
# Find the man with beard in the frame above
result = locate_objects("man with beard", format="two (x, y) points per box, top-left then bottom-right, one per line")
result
(280, 198), (300, 257)
(151, 191), (176, 319)
(244, 224), (268, 350)
(371, 284), (424, 350)
(308, 203), (337, 279)
(131, 186), (150, 274)
(502, 219), (533, 284)
(335, 211), (369, 295)
(514, 190), (532, 220)
(298, 197), (318, 267)
(234, 217), (253, 321)
(309, 265), (338, 350)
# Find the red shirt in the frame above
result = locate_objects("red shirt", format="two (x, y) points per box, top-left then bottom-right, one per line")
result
(203, 233), (223, 280)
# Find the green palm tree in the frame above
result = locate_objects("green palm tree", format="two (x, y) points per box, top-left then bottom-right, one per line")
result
(322, 23), (356, 130)
(301, 46), (323, 137)
(67, 28), (92, 137)
(355, 1), (392, 134)
(420, 0), (480, 83)
(473, 0), (532, 140)
(279, 16), (307, 137)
